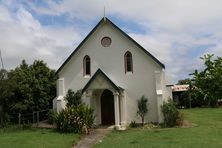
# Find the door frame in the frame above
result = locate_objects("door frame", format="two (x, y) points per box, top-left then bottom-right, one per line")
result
(100, 89), (115, 125)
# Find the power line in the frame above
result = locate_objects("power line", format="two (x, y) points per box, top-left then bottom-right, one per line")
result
(0, 49), (4, 69)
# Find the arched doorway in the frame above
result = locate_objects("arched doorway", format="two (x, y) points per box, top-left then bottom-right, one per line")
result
(101, 89), (115, 125)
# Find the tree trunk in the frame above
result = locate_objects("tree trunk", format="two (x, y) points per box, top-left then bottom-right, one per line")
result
(142, 116), (144, 127)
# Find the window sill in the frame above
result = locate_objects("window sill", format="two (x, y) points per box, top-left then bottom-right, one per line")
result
(84, 75), (91, 78)
(126, 72), (133, 75)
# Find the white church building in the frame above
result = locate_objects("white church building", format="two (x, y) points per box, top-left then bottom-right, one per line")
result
(53, 17), (172, 129)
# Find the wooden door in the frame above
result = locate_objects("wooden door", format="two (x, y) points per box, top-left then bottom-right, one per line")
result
(101, 89), (115, 125)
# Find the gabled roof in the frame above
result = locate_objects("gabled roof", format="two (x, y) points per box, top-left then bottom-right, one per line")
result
(56, 17), (165, 75)
(82, 68), (123, 93)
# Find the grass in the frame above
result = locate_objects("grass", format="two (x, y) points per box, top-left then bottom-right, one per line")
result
(0, 127), (80, 148)
(94, 108), (222, 148)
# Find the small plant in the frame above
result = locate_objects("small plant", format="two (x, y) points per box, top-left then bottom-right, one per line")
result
(161, 99), (183, 127)
(129, 121), (138, 128)
(137, 95), (148, 126)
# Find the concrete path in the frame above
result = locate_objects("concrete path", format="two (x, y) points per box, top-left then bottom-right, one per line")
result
(74, 126), (113, 148)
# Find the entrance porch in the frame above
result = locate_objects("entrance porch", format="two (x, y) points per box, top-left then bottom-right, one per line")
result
(82, 69), (126, 129)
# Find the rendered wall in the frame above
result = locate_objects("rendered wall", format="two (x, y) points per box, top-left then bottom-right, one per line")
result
(56, 21), (163, 123)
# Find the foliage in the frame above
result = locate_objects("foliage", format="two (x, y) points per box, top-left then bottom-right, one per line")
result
(0, 69), (15, 115)
(161, 99), (183, 127)
(65, 89), (82, 107)
(129, 121), (138, 128)
(0, 60), (56, 126)
(3, 60), (56, 114)
(0, 69), (15, 127)
(47, 109), (57, 124)
(177, 78), (191, 85)
(56, 89), (94, 133)
(137, 95), (148, 126)
(191, 54), (222, 107)
(56, 105), (94, 134)
(177, 54), (222, 108)
(0, 111), (9, 128)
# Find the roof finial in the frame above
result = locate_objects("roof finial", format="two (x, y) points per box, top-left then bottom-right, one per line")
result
(103, 6), (106, 21)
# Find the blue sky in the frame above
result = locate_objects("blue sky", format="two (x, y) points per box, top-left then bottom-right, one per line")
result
(1, 0), (222, 84)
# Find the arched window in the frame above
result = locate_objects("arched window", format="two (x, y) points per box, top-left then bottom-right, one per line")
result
(124, 51), (133, 73)
(83, 55), (91, 76)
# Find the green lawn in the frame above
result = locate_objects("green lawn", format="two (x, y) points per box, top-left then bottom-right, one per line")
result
(94, 108), (222, 148)
(0, 127), (80, 148)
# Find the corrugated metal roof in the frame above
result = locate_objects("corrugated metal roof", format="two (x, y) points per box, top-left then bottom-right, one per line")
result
(172, 85), (189, 92)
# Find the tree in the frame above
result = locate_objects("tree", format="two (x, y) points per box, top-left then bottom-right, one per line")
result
(9, 60), (34, 113)
(0, 69), (16, 111)
(192, 54), (222, 107)
(137, 95), (148, 126)
(30, 60), (56, 110)
(0, 69), (15, 125)
(8, 60), (56, 114)
(177, 78), (191, 85)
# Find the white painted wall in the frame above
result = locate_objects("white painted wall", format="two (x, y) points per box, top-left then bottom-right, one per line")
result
(55, 21), (165, 123)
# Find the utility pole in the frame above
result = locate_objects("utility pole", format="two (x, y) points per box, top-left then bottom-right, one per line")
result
(0, 49), (4, 69)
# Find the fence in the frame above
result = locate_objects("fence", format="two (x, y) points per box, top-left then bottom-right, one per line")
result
(7, 109), (50, 126)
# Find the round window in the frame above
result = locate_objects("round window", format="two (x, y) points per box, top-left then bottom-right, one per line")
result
(101, 37), (112, 47)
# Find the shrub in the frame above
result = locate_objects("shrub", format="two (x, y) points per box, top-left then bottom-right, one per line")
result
(47, 109), (57, 124)
(161, 99), (183, 127)
(65, 89), (82, 107)
(129, 121), (138, 128)
(137, 95), (148, 126)
(56, 104), (94, 134)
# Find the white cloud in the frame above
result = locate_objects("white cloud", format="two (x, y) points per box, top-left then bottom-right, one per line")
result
(29, 0), (222, 32)
(1, 0), (222, 83)
(0, 4), (82, 69)
(16, 7), (41, 31)
(129, 33), (172, 63)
